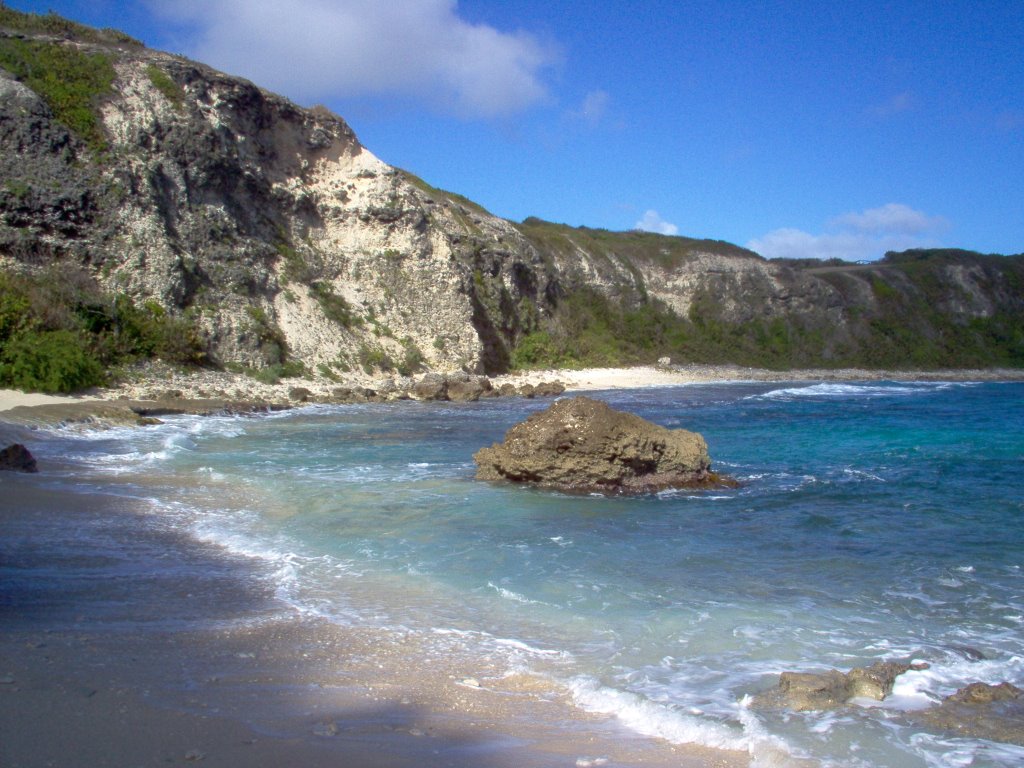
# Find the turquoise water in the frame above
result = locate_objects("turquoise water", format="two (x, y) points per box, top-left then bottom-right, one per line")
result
(7, 381), (1024, 766)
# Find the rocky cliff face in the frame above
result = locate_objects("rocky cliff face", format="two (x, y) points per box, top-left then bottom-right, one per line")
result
(2, 13), (1022, 377)
(0, 19), (556, 376)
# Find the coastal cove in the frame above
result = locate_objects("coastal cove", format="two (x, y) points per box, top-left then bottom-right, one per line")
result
(3, 370), (1024, 767)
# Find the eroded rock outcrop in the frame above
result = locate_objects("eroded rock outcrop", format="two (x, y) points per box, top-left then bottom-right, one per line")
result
(473, 396), (731, 494)
(751, 661), (923, 712)
(916, 682), (1024, 746)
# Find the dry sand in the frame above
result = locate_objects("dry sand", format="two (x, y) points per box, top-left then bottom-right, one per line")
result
(491, 364), (1024, 392)
(0, 388), (104, 413)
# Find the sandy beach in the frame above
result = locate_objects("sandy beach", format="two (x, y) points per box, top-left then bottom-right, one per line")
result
(1, 474), (747, 768)
(3, 364), (1022, 767)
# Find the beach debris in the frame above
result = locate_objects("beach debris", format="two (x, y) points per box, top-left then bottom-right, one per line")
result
(457, 677), (483, 689)
(184, 749), (205, 761)
(914, 682), (1024, 746)
(474, 396), (734, 494)
(751, 660), (927, 711)
(0, 443), (38, 473)
(576, 757), (610, 767)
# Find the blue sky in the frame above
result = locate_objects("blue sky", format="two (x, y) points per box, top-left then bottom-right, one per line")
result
(11, 0), (1023, 260)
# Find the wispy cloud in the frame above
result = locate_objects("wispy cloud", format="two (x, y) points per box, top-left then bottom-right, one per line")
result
(148, 0), (559, 118)
(635, 210), (678, 236)
(867, 91), (915, 119)
(747, 203), (949, 261)
(566, 89), (610, 126)
(830, 203), (947, 235)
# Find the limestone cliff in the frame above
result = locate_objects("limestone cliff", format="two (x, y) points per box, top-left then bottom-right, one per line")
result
(2, 10), (1022, 379)
(0, 15), (555, 376)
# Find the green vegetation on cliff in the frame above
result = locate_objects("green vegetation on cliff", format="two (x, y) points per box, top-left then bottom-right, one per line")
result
(509, 233), (1024, 371)
(0, 4), (141, 46)
(516, 217), (758, 269)
(0, 33), (117, 152)
(0, 267), (206, 393)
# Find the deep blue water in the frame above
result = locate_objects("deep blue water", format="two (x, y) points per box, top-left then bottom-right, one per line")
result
(6, 380), (1024, 767)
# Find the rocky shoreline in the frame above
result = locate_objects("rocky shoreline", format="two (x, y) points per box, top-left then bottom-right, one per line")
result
(3, 363), (1022, 433)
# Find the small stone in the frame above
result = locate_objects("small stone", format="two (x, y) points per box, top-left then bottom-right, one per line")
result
(459, 677), (482, 688)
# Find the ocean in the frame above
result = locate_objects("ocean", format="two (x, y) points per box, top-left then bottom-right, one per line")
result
(3, 380), (1023, 767)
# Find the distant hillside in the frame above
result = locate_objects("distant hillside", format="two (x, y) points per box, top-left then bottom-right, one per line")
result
(1, 5), (1021, 391)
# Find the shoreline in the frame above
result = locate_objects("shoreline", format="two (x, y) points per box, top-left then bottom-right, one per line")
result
(3, 368), (1022, 766)
(1, 471), (748, 768)
(3, 363), (1022, 423)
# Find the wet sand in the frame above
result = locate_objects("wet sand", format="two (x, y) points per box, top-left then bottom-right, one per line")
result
(0, 472), (747, 768)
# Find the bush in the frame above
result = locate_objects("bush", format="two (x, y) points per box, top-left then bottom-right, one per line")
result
(396, 337), (425, 376)
(310, 281), (361, 328)
(0, 267), (207, 392)
(0, 329), (105, 392)
(357, 343), (394, 374)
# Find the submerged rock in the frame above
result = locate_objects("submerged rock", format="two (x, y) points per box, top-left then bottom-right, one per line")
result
(916, 682), (1024, 746)
(473, 395), (732, 494)
(751, 661), (922, 712)
(0, 443), (38, 473)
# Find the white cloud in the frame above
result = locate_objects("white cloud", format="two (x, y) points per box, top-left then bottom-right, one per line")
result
(149, 0), (558, 118)
(635, 210), (679, 236)
(747, 203), (948, 261)
(830, 203), (947, 235)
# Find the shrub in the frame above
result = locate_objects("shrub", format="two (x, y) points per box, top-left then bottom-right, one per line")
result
(146, 64), (184, 109)
(396, 337), (425, 376)
(0, 267), (207, 392)
(357, 343), (394, 374)
(310, 281), (361, 328)
(0, 329), (105, 392)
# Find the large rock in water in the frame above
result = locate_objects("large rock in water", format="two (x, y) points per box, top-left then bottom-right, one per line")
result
(473, 396), (730, 494)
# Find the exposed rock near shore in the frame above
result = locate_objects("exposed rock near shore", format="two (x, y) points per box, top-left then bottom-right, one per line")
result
(750, 661), (923, 712)
(473, 396), (731, 494)
(0, 443), (37, 472)
(915, 682), (1024, 746)
(751, 661), (1024, 747)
